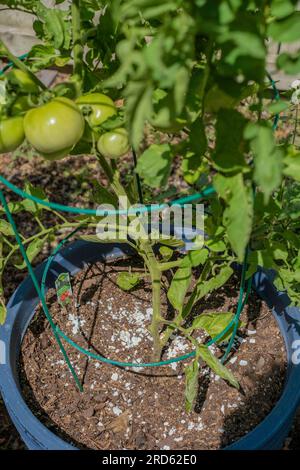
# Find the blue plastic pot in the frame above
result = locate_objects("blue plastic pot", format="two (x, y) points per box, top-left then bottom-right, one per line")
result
(0, 241), (300, 450)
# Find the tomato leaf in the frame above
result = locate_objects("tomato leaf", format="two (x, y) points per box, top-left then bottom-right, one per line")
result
(14, 236), (47, 270)
(245, 123), (283, 203)
(191, 312), (242, 343)
(0, 301), (6, 325)
(213, 174), (253, 261)
(167, 266), (192, 311)
(136, 144), (173, 188)
(186, 265), (234, 315)
(197, 345), (239, 389)
(116, 272), (141, 291)
(0, 219), (14, 237)
(21, 182), (49, 214)
(268, 12), (300, 43)
(184, 358), (199, 413)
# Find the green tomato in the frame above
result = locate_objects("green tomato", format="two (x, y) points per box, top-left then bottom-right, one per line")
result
(24, 97), (85, 160)
(0, 116), (25, 153)
(97, 128), (130, 159)
(6, 69), (39, 94)
(76, 93), (117, 128)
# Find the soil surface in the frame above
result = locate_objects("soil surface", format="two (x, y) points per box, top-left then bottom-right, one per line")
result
(19, 259), (287, 450)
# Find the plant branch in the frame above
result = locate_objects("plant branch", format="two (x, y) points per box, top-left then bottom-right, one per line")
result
(71, 0), (84, 91)
(0, 39), (47, 90)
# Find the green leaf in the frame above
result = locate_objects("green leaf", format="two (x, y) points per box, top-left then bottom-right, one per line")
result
(21, 182), (48, 214)
(14, 236), (47, 270)
(213, 109), (247, 172)
(187, 265), (234, 313)
(192, 312), (241, 343)
(180, 249), (209, 268)
(271, 0), (295, 19)
(246, 249), (275, 278)
(36, 4), (71, 50)
(116, 272), (141, 291)
(27, 45), (57, 72)
(189, 118), (207, 151)
(159, 246), (173, 261)
(245, 123), (283, 203)
(268, 12), (300, 43)
(184, 358), (199, 412)
(182, 152), (202, 185)
(0, 219), (14, 236)
(207, 240), (227, 253)
(0, 301), (6, 325)
(277, 51), (300, 75)
(136, 144), (173, 188)
(197, 345), (239, 389)
(267, 100), (289, 115)
(213, 174), (253, 261)
(284, 152), (300, 182)
(167, 266), (192, 311)
(159, 238), (185, 249)
(91, 180), (118, 206)
(122, 0), (180, 21)
(125, 80), (153, 151)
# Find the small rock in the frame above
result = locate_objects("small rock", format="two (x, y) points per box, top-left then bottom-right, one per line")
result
(94, 392), (107, 403)
(256, 356), (265, 373)
(97, 422), (105, 432)
(239, 360), (248, 367)
(83, 407), (95, 419)
(135, 432), (147, 447)
(41, 335), (50, 349)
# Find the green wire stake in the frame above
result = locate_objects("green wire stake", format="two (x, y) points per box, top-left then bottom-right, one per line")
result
(0, 188), (83, 392)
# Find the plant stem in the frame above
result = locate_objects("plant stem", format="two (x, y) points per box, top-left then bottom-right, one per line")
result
(160, 259), (211, 348)
(140, 242), (163, 361)
(71, 0), (84, 93)
(199, 38), (214, 115)
(0, 39), (47, 90)
(95, 151), (164, 360)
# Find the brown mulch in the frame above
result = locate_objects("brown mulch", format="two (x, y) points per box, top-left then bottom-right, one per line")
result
(18, 262), (286, 450)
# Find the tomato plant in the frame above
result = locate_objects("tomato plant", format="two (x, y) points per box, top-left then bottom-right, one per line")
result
(0, 0), (300, 414)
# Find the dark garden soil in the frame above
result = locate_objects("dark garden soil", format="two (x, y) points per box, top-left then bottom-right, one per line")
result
(19, 259), (287, 450)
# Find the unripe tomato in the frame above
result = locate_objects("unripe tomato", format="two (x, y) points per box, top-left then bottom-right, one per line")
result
(24, 97), (85, 160)
(76, 93), (117, 128)
(0, 116), (25, 153)
(97, 128), (130, 159)
(6, 69), (39, 94)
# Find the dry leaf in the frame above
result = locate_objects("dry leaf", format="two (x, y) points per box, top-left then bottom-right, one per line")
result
(106, 411), (131, 434)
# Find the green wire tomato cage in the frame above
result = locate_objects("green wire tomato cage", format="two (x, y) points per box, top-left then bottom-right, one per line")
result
(0, 57), (280, 392)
